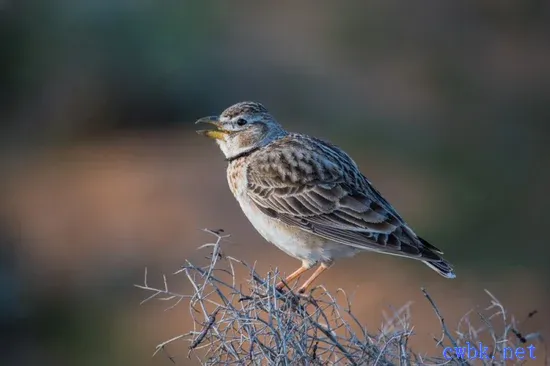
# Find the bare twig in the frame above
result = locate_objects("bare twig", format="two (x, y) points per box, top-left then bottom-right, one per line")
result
(137, 230), (544, 365)
(421, 287), (457, 349)
(189, 307), (220, 350)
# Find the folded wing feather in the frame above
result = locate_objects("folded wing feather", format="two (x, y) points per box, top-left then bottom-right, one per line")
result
(245, 135), (444, 261)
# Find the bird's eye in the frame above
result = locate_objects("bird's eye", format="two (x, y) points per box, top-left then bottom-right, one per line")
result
(236, 118), (247, 126)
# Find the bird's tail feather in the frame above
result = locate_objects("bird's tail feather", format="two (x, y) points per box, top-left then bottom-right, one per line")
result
(423, 259), (456, 279)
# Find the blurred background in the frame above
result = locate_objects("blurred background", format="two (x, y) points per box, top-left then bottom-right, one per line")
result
(1, 1), (549, 365)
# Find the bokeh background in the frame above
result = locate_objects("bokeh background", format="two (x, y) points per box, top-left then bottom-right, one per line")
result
(1, 1), (549, 365)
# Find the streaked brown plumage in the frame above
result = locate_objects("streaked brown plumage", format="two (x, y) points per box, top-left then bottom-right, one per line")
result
(196, 101), (455, 293)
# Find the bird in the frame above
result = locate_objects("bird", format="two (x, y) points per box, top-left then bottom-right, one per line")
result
(196, 101), (455, 293)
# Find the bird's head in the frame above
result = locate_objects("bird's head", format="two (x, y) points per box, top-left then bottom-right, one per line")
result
(196, 101), (287, 160)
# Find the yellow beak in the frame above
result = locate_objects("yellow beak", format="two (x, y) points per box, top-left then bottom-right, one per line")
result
(195, 116), (229, 140)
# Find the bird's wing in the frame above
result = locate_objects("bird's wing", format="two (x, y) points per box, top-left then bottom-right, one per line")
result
(246, 134), (444, 260)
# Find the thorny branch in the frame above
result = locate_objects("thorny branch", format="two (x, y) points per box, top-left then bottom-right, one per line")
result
(136, 229), (545, 365)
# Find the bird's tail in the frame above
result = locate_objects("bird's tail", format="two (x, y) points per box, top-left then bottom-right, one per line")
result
(417, 237), (456, 279)
(422, 259), (456, 279)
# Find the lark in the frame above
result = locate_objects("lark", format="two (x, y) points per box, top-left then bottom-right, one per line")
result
(196, 101), (455, 293)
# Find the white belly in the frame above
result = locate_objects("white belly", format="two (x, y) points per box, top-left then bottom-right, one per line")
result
(236, 194), (310, 257)
(235, 193), (358, 266)
(227, 162), (358, 266)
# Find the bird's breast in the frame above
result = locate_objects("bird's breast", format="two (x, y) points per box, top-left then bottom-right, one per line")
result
(227, 160), (248, 197)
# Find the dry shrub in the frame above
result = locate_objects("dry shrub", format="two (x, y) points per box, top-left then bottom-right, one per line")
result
(137, 230), (545, 365)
